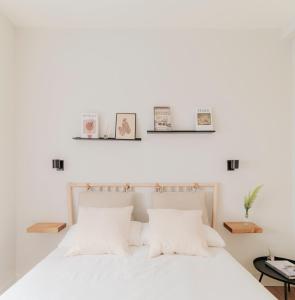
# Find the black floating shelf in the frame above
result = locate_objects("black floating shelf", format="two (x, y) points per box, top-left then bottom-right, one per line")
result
(147, 130), (215, 134)
(73, 137), (142, 141)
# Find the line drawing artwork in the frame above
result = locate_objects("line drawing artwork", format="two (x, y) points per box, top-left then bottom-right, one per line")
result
(118, 118), (131, 136)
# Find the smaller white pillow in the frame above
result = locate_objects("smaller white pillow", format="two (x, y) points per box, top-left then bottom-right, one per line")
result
(67, 206), (133, 256)
(141, 223), (150, 246)
(58, 225), (77, 249)
(148, 209), (209, 258)
(128, 221), (143, 246)
(203, 225), (225, 248)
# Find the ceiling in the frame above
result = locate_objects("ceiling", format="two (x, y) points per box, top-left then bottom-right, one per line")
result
(0, 0), (294, 29)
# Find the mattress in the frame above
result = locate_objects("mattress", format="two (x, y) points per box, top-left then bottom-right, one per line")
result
(1, 246), (275, 300)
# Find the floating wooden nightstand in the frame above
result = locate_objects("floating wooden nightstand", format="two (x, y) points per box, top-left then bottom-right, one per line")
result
(224, 222), (263, 234)
(27, 223), (66, 233)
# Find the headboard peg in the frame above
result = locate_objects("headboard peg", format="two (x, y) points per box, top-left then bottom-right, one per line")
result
(124, 183), (131, 192)
(86, 184), (94, 191)
(193, 183), (199, 191)
(155, 183), (163, 193)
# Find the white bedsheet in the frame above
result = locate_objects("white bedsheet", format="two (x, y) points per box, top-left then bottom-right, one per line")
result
(1, 246), (275, 300)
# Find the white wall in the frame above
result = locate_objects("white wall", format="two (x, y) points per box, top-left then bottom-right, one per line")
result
(15, 29), (295, 281)
(0, 15), (15, 292)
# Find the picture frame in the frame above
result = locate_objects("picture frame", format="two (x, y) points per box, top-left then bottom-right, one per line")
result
(196, 108), (214, 131)
(154, 106), (172, 131)
(81, 113), (99, 138)
(115, 113), (136, 140)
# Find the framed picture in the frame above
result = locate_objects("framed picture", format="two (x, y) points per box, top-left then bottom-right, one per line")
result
(115, 113), (136, 140)
(196, 108), (214, 130)
(154, 106), (172, 131)
(81, 113), (99, 138)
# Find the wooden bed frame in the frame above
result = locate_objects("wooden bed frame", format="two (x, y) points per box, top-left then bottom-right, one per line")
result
(67, 182), (219, 228)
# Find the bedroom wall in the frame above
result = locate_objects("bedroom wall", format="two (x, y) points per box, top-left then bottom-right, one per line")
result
(0, 15), (15, 292)
(15, 29), (295, 281)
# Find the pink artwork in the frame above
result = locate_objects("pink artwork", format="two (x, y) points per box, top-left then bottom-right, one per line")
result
(83, 119), (96, 138)
(115, 113), (136, 140)
(81, 113), (99, 138)
(118, 118), (131, 136)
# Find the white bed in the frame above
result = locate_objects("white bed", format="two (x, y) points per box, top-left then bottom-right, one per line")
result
(1, 246), (275, 300)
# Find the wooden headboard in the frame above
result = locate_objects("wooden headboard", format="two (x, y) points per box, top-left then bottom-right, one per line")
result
(67, 182), (219, 228)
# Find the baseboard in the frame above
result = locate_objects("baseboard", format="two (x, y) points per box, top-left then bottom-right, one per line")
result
(0, 277), (16, 295)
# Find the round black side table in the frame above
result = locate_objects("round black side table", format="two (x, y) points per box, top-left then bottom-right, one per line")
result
(253, 256), (295, 300)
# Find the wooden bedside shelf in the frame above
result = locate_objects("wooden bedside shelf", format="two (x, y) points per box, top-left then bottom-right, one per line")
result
(27, 223), (66, 233)
(224, 222), (263, 234)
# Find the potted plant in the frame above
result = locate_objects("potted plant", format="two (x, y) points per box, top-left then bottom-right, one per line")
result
(244, 185), (263, 220)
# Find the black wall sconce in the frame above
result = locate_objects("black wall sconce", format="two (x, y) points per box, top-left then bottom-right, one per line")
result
(52, 159), (64, 171)
(227, 160), (239, 171)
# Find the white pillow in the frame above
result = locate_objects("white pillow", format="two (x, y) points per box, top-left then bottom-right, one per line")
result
(58, 225), (77, 249)
(141, 223), (150, 246)
(203, 225), (225, 248)
(141, 223), (225, 248)
(128, 221), (143, 246)
(147, 209), (209, 258)
(59, 220), (142, 249)
(67, 206), (133, 256)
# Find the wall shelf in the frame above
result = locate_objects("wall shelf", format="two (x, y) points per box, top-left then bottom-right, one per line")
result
(27, 223), (66, 233)
(223, 222), (263, 234)
(73, 137), (142, 141)
(147, 130), (215, 134)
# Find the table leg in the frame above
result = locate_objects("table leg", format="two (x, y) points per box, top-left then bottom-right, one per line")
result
(284, 283), (288, 300)
(259, 273), (263, 282)
(288, 283), (290, 292)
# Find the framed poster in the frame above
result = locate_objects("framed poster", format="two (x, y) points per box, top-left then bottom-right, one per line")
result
(154, 106), (172, 131)
(196, 108), (214, 130)
(81, 113), (99, 138)
(115, 113), (136, 140)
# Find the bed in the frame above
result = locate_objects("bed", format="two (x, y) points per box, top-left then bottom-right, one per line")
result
(0, 182), (276, 300)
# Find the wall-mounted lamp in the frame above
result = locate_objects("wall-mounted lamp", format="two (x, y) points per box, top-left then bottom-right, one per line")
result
(227, 160), (239, 171)
(52, 159), (64, 171)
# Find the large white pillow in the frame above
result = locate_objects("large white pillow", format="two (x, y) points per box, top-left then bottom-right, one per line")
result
(67, 206), (133, 256)
(147, 209), (209, 258)
(59, 220), (142, 249)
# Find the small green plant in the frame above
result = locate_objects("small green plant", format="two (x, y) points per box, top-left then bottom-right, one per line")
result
(244, 185), (263, 218)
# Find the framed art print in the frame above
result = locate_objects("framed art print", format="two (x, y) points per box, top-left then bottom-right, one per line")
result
(154, 106), (172, 131)
(81, 113), (99, 138)
(196, 108), (214, 130)
(115, 113), (136, 140)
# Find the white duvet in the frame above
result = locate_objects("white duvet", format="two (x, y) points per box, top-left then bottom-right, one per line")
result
(1, 246), (275, 300)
